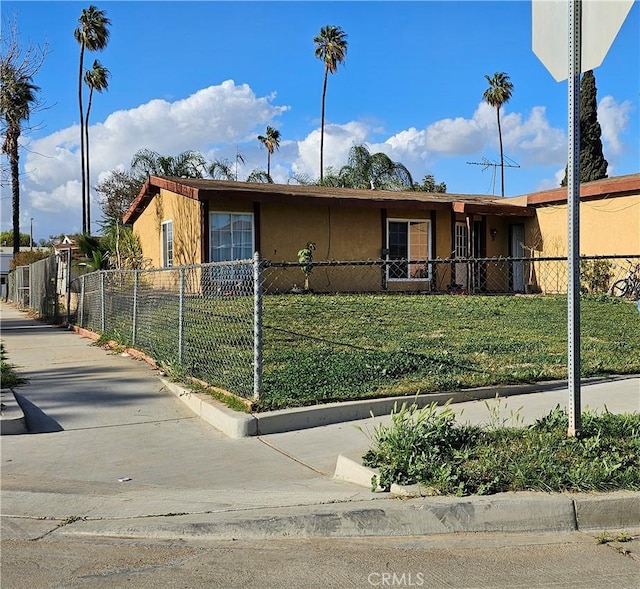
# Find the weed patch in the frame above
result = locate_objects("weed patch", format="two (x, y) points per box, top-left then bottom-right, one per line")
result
(363, 403), (640, 495)
(0, 343), (27, 388)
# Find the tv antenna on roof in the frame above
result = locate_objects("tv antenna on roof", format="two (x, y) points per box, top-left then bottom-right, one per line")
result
(466, 155), (520, 195)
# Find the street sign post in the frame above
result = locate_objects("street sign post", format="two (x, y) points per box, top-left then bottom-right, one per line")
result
(532, 0), (634, 436)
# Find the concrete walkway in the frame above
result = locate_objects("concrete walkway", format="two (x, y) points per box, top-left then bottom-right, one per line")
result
(1, 301), (638, 541)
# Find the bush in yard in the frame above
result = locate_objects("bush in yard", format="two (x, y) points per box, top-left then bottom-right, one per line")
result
(580, 259), (613, 294)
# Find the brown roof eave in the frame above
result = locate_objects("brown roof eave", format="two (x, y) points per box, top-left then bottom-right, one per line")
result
(453, 202), (535, 217)
(122, 178), (162, 225)
(199, 189), (453, 211)
(525, 174), (640, 206)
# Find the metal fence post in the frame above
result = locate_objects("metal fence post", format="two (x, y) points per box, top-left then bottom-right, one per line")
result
(253, 252), (263, 402)
(100, 272), (106, 333)
(79, 275), (85, 327)
(178, 267), (185, 365)
(132, 271), (139, 346)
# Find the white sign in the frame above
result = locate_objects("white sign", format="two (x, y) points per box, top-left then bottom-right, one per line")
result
(532, 0), (635, 81)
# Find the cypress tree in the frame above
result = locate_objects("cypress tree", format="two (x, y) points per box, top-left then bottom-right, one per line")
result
(561, 70), (608, 186)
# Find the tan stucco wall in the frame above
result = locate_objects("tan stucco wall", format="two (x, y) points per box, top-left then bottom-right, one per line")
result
(260, 204), (384, 292)
(525, 194), (640, 256)
(134, 188), (203, 267)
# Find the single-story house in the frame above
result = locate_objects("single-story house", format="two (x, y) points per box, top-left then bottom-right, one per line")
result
(122, 173), (639, 294)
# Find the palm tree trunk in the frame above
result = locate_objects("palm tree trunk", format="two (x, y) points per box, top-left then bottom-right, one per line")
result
(85, 87), (94, 234)
(496, 106), (505, 197)
(267, 151), (271, 177)
(78, 43), (86, 233)
(320, 66), (328, 182)
(9, 134), (20, 256)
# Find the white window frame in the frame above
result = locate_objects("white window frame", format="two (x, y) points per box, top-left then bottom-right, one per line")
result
(161, 220), (173, 268)
(209, 211), (255, 262)
(386, 218), (431, 281)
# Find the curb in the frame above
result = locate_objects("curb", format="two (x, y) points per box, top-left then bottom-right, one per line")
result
(161, 375), (638, 438)
(574, 492), (640, 530)
(0, 388), (27, 435)
(52, 491), (640, 541)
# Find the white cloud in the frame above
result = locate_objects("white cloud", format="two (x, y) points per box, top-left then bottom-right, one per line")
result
(424, 103), (493, 155)
(30, 180), (82, 213)
(502, 106), (566, 165)
(598, 95), (631, 156)
(19, 81), (289, 234)
(292, 121), (370, 178)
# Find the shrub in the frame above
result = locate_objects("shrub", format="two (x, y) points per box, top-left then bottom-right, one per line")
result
(580, 259), (613, 294)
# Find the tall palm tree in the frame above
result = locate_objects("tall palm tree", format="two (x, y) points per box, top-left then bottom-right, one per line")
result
(75, 5), (111, 233)
(0, 64), (39, 255)
(257, 125), (281, 177)
(313, 25), (347, 183)
(483, 72), (513, 197)
(84, 59), (109, 234)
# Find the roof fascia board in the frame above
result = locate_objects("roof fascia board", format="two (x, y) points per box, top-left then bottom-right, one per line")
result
(526, 176), (640, 206)
(453, 201), (535, 217)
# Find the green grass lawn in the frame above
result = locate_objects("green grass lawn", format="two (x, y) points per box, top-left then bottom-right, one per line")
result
(260, 294), (640, 410)
(95, 292), (640, 411)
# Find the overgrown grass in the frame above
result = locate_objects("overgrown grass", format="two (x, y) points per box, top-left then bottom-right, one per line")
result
(260, 294), (640, 409)
(0, 343), (27, 389)
(362, 402), (640, 496)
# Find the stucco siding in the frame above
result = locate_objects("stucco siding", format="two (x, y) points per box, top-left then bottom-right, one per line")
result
(134, 188), (202, 267)
(260, 204), (382, 292)
(527, 193), (640, 256)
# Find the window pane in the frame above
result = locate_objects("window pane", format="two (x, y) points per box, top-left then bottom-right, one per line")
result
(409, 221), (428, 278)
(162, 221), (173, 267)
(388, 221), (408, 278)
(388, 220), (430, 280)
(210, 213), (253, 262)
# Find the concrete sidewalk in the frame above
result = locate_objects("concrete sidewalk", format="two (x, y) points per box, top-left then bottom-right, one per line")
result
(1, 301), (639, 542)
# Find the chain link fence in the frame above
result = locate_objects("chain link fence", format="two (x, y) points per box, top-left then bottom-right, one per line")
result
(69, 261), (257, 397)
(8, 254), (640, 408)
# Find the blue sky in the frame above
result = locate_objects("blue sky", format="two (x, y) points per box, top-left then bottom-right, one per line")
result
(2, 0), (638, 241)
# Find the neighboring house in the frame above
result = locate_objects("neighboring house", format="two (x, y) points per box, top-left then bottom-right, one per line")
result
(1, 246), (51, 299)
(122, 174), (639, 294)
(513, 174), (640, 256)
(51, 235), (80, 294)
(123, 176), (535, 293)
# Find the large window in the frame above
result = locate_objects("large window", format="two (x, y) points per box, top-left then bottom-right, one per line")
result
(387, 219), (430, 280)
(209, 212), (254, 262)
(161, 220), (173, 267)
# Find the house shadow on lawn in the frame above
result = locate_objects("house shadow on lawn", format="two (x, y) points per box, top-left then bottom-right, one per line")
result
(14, 392), (64, 434)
